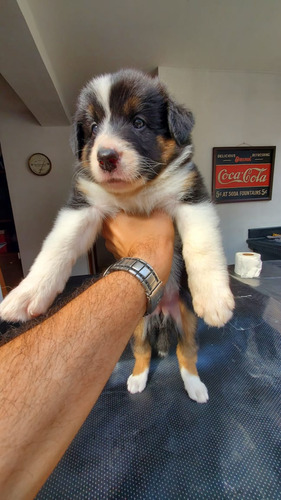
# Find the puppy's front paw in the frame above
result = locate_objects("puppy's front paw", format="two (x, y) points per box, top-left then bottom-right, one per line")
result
(0, 276), (59, 322)
(181, 369), (209, 403)
(127, 369), (149, 394)
(191, 278), (235, 327)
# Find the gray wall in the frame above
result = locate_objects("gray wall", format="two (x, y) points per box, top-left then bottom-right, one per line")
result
(0, 76), (88, 276)
(159, 67), (281, 263)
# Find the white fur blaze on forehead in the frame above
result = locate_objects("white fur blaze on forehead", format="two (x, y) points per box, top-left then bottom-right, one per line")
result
(90, 74), (112, 116)
(92, 133), (133, 154)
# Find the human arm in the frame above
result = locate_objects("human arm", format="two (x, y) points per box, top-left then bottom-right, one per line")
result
(0, 211), (174, 499)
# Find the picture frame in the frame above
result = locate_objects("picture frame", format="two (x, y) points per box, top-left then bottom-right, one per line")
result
(212, 146), (276, 203)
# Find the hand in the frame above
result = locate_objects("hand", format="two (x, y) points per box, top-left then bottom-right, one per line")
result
(102, 211), (175, 284)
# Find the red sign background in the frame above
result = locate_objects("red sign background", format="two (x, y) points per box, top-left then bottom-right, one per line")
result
(215, 164), (271, 189)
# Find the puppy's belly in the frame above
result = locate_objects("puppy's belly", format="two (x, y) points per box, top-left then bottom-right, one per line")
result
(153, 290), (181, 323)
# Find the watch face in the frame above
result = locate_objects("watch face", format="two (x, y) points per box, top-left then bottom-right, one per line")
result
(28, 153), (51, 176)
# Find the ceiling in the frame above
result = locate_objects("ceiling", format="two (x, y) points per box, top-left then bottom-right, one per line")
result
(1, 0), (281, 125)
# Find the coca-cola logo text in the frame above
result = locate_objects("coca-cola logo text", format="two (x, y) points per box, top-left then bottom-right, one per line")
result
(218, 167), (268, 186)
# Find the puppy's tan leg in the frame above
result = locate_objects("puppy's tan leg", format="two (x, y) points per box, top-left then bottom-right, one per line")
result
(176, 301), (209, 403)
(127, 319), (151, 394)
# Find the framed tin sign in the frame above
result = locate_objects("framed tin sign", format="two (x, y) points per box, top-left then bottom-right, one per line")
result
(212, 146), (276, 203)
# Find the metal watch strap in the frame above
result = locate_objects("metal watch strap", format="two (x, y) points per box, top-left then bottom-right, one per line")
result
(103, 257), (164, 315)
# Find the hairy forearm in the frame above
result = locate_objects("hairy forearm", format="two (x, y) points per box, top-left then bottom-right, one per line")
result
(0, 272), (146, 499)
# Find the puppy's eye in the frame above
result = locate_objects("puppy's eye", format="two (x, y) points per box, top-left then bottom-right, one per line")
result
(133, 117), (146, 129)
(91, 122), (98, 134)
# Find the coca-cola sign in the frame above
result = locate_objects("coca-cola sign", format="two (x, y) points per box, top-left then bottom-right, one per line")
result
(212, 147), (275, 203)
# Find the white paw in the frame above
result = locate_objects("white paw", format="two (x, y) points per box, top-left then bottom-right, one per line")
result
(127, 369), (149, 394)
(181, 368), (209, 403)
(191, 279), (235, 327)
(0, 275), (61, 322)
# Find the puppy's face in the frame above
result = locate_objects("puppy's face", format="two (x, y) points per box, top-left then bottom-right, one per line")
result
(75, 70), (194, 194)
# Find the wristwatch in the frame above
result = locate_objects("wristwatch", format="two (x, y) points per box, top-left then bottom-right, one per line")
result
(103, 257), (164, 315)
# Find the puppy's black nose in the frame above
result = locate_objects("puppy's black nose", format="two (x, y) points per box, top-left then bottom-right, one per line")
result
(97, 148), (119, 173)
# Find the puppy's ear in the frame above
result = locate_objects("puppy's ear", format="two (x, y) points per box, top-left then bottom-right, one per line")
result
(71, 122), (85, 160)
(167, 99), (195, 146)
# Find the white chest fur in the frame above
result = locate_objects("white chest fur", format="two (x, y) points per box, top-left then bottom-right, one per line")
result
(77, 163), (192, 218)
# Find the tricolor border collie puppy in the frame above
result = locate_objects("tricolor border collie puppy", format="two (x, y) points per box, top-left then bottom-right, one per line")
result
(0, 69), (234, 403)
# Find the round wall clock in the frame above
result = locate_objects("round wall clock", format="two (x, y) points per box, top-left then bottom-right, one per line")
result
(28, 153), (52, 176)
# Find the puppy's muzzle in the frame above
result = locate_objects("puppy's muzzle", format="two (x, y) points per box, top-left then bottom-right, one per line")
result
(97, 148), (119, 173)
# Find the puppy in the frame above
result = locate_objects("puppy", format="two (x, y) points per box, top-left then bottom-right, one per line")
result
(0, 69), (234, 402)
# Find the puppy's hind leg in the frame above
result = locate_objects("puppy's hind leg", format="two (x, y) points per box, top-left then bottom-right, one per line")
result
(176, 300), (209, 403)
(0, 206), (103, 322)
(127, 318), (151, 394)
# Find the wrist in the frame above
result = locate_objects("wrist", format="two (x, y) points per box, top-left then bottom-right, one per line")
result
(104, 257), (164, 316)
(128, 241), (174, 285)
(103, 270), (147, 316)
